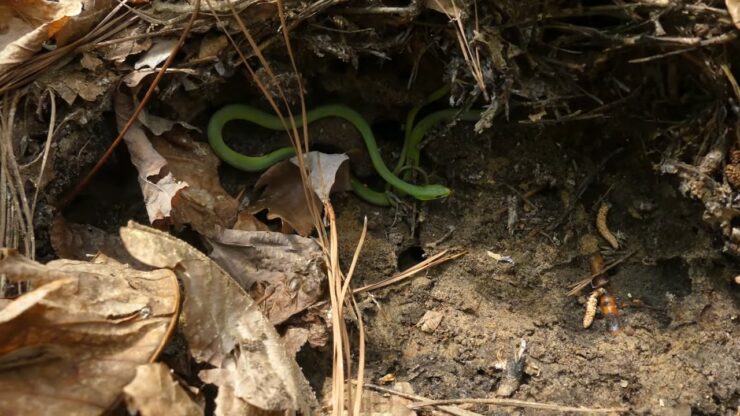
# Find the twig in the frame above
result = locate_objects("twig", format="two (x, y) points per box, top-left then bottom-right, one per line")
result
(360, 383), (483, 416)
(408, 398), (628, 413)
(567, 249), (637, 296)
(353, 249), (465, 293)
(31, 90), (56, 215)
(361, 383), (627, 414)
(342, 217), (368, 415)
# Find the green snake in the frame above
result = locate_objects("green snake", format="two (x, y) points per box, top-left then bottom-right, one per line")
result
(207, 93), (479, 206)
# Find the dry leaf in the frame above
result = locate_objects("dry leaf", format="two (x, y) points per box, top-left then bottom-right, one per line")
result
(50, 216), (147, 268)
(80, 51), (103, 71)
(120, 222), (317, 414)
(135, 38), (178, 70)
(115, 92), (188, 223)
(0, 250), (179, 416)
(250, 152), (350, 236)
(282, 327), (310, 357)
(53, 0), (115, 46)
(197, 34), (228, 60)
(207, 228), (324, 325)
(728, 0), (740, 29)
(117, 90), (236, 234)
(291, 151), (351, 202)
(123, 363), (203, 416)
(233, 211), (270, 232)
(251, 160), (319, 236)
(139, 110), (199, 136)
(0, 0), (83, 73)
(47, 63), (112, 104)
(151, 131), (238, 236)
(101, 24), (153, 63)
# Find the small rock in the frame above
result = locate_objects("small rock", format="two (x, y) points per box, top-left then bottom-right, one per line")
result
(417, 310), (444, 333)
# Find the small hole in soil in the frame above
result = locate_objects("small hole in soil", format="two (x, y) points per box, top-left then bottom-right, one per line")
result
(371, 119), (404, 144)
(397, 245), (425, 270)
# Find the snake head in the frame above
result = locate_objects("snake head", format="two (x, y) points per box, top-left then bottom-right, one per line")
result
(418, 185), (452, 200)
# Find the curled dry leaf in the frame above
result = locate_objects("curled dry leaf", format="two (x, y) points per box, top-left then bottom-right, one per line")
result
(123, 363), (202, 416)
(250, 151), (351, 236)
(151, 131), (238, 236)
(119, 222), (317, 414)
(208, 228), (325, 325)
(135, 38), (178, 70)
(251, 160), (318, 236)
(291, 151), (351, 202)
(116, 91), (237, 234)
(115, 91), (187, 223)
(0, 0), (82, 73)
(0, 249), (179, 416)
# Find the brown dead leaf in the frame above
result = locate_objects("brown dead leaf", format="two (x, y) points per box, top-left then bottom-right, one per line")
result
(54, 0), (114, 46)
(0, 0), (82, 73)
(251, 160), (317, 236)
(80, 51), (103, 71)
(101, 24), (153, 63)
(120, 222), (317, 414)
(123, 363), (203, 416)
(282, 327), (310, 357)
(48, 63), (113, 104)
(139, 110), (199, 136)
(151, 130), (238, 236)
(233, 211), (270, 232)
(251, 151), (350, 236)
(197, 34), (228, 60)
(116, 91), (236, 234)
(50, 216), (148, 268)
(293, 151), (351, 202)
(0, 250), (179, 416)
(207, 228), (324, 325)
(115, 91), (188, 223)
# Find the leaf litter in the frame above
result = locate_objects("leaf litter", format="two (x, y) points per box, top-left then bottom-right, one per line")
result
(249, 151), (351, 236)
(120, 221), (317, 414)
(207, 227), (325, 325)
(0, 248), (179, 415)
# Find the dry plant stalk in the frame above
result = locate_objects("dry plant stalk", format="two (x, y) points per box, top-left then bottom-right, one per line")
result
(211, 0), (367, 412)
(0, 93), (34, 257)
(429, 0), (488, 100)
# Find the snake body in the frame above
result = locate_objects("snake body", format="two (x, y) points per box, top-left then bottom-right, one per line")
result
(208, 103), (478, 205)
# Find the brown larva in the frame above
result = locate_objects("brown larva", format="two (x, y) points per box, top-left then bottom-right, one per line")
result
(596, 202), (619, 250)
(583, 288), (606, 329)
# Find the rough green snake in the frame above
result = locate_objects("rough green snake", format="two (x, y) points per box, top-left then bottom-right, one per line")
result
(208, 99), (480, 206)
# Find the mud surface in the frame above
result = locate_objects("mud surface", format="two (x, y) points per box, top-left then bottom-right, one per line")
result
(325, 115), (739, 415)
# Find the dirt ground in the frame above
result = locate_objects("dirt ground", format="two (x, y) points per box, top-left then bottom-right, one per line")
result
(50, 79), (740, 415)
(313, 113), (740, 415)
